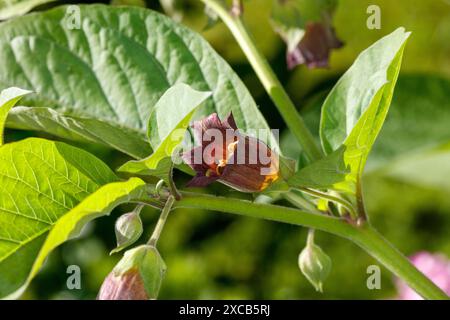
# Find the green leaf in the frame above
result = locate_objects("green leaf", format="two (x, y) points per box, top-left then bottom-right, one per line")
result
(132, 245), (166, 300)
(7, 107), (150, 159)
(0, 0), (55, 20)
(118, 83), (211, 178)
(318, 28), (410, 193)
(99, 244), (166, 300)
(7, 177), (147, 299)
(282, 74), (450, 193)
(0, 87), (31, 146)
(0, 137), (118, 298)
(288, 146), (351, 192)
(320, 28), (410, 153)
(0, 4), (274, 157)
(379, 144), (450, 192)
(146, 84), (211, 151)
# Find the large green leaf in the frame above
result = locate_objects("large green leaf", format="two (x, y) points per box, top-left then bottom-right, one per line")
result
(282, 74), (450, 191)
(118, 83), (211, 177)
(0, 137), (117, 297)
(303, 28), (410, 193)
(8, 107), (151, 159)
(0, 86), (31, 146)
(7, 177), (147, 299)
(0, 4), (273, 157)
(320, 28), (410, 154)
(0, 0), (55, 20)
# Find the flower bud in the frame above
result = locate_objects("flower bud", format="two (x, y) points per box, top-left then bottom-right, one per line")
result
(298, 241), (332, 292)
(110, 209), (143, 255)
(98, 245), (166, 300)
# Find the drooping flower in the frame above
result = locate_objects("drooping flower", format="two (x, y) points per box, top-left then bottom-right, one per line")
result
(182, 113), (279, 192)
(98, 268), (148, 300)
(395, 251), (450, 300)
(287, 22), (343, 69)
(98, 245), (166, 300)
(271, 0), (343, 69)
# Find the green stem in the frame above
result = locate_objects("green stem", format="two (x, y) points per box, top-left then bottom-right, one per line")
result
(282, 190), (322, 214)
(148, 195), (175, 247)
(353, 226), (448, 300)
(306, 228), (315, 246)
(298, 187), (357, 219)
(200, 0), (322, 162)
(168, 164), (181, 200)
(133, 204), (145, 215)
(175, 192), (448, 300)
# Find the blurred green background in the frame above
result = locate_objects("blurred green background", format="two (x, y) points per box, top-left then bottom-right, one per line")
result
(5, 0), (450, 299)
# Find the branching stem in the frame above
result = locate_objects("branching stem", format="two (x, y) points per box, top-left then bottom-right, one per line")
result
(297, 187), (357, 219)
(173, 192), (448, 300)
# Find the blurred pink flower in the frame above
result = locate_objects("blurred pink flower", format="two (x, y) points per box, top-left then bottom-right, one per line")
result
(396, 251), (450, 300)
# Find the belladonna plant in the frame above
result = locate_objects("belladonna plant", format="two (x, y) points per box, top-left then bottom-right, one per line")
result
(0, 2), (448, 300)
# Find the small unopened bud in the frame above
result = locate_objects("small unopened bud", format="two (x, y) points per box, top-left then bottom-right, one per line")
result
(111, 208), (143, 255)
(98, 245), (166, 300)
(298, 237), (332, 292)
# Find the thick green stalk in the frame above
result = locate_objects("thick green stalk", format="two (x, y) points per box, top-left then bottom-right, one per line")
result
(200, 0), (322, 162)
(175, 192), (449, 300)
(352, 227), (448, 300)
